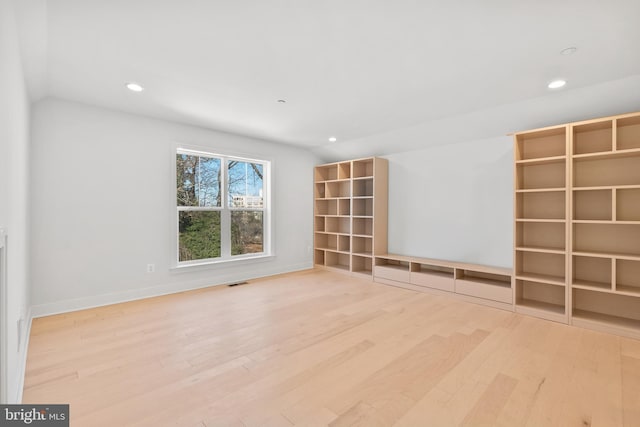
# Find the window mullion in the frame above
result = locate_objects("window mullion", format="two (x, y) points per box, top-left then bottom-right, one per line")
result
(220, 158), (231, 259)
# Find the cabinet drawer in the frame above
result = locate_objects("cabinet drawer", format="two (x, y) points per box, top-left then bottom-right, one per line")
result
(411, 272), (454, 292)
(455, 279), (512, 304)
(374, 265), (410, 283)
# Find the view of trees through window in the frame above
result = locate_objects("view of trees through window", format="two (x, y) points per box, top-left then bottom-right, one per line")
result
(177, 151), (266, 263)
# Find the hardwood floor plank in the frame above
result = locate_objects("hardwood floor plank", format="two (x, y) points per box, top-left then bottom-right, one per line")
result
(327, 330), (488, 425)
(459, 373), (518, 426)
(622, 355), (640, 427)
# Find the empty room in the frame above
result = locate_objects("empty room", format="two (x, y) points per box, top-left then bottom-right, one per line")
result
(2, 0), (640, 426)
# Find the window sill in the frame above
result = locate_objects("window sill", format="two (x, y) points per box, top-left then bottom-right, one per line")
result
(170, 253), (275, 272)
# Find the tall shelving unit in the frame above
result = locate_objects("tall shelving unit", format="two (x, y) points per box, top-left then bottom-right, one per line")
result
(314, 157), (388, 278)
(570, 114), (640, 339)
(515, 111), (640, 339)
(514, 126), (569, 323)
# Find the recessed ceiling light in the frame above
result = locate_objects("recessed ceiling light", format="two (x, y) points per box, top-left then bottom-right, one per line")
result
(560, 47), (577, 56)
(548, 79), (567, 89)
(277, 99), (286, 103)
(328, 137), (337, 142)
(126, 82), (144, 92)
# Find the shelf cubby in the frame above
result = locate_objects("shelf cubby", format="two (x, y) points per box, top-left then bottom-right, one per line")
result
(516, 161), (565, 190)
(338, 199), (351, 216)
(314, 250), (325, 266)
(515, 222), (565, 252)
(325, 181), (351, 198)
(573, 288), (640, 338)
(314, 216), (325, 232)
(516, 280), (566, 316)
(410, 263), (455, 292)
(616, 115), (640, 151)
(616, 188), (640, 221)
(338, 235), (350, 253)
(326, 217), (350, 234)
(315, 164), (338, 182)
(515, 127), (566, 161)
(352, 217), (372, 236)
(616, 259), (640, 295)
(352, 255), (372, 276)
(515, 251), (565, 285)
(338, 162), (351, 180)
(315, 199), (337, 216)
(325, 251), (350, 271)
(573, 223), (640, 258)
(574, 155), (640, 187)
(573, 121), (613, 155)
(353, 198), (373, 216)
(352, 236), (372, 256)
(353, 178), (373, 197)
(516, 191), (565, 220)
(315, 233), (338, 251)
(315, 183), (326, 199)
(374, 257), (410, 282)
(455, 270), (512, 304)
(412, 263), (454, 277)
(353, 159), (374, 178)
(572, 255), (612, 291)
(573, 189), (612, 221)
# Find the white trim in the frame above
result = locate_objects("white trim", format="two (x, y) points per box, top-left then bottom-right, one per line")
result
(30, 262), (312, 319)
(0, 228), (7, 403)
(14, 308), (31, 404)
(177, 147), (267, 165)
(171, 253), (275, 271)
(177, 206), (224, 212)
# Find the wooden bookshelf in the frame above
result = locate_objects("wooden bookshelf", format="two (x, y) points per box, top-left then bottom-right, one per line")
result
(313, 158), (388, 277)
(515, 111), (640, 338)
(514, 125), (569, 322)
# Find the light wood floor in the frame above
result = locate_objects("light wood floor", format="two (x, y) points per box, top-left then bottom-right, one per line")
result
(23, 269), (640, 426)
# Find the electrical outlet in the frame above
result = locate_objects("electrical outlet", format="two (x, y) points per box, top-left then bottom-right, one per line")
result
(147, 264), (155, 273)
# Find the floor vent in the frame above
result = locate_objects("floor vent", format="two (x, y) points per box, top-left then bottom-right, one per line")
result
(228, 281), (248, 287)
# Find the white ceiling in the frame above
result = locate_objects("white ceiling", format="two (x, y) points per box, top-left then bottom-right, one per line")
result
(15, 0), (640, 148)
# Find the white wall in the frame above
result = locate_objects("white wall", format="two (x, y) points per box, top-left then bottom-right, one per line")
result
(385, 137), (513, 268)
(30, 98), (319, 315)
(0, 0), (32, 403)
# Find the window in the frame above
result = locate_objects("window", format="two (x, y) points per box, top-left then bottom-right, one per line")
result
(176, 149), (270, 265)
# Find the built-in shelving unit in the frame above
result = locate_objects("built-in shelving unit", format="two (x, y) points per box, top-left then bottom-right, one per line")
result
(515, 111), (640, 339)
(514, 125), (569, 323)
(570, 114), (640, 339)
(374, 254), (512, 311)
(314, 157), (388, 278)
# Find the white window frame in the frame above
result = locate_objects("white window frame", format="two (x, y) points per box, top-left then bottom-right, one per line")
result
(175, 147), (272, 267)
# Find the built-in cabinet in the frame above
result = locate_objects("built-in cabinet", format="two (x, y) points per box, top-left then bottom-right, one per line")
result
(313, 157), (388, 278)
(514, 111), (640, 339)
(374, 254), (513, 310)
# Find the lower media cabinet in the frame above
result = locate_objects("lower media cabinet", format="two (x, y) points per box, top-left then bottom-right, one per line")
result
(374, 254), (513, 311)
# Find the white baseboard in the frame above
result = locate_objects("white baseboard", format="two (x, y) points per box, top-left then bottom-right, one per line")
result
(15, 307), (31, 403)
(30, 262), (312, 319)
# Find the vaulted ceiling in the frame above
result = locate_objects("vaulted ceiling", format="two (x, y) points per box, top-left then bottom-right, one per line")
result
(15, 0), (640, 149)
